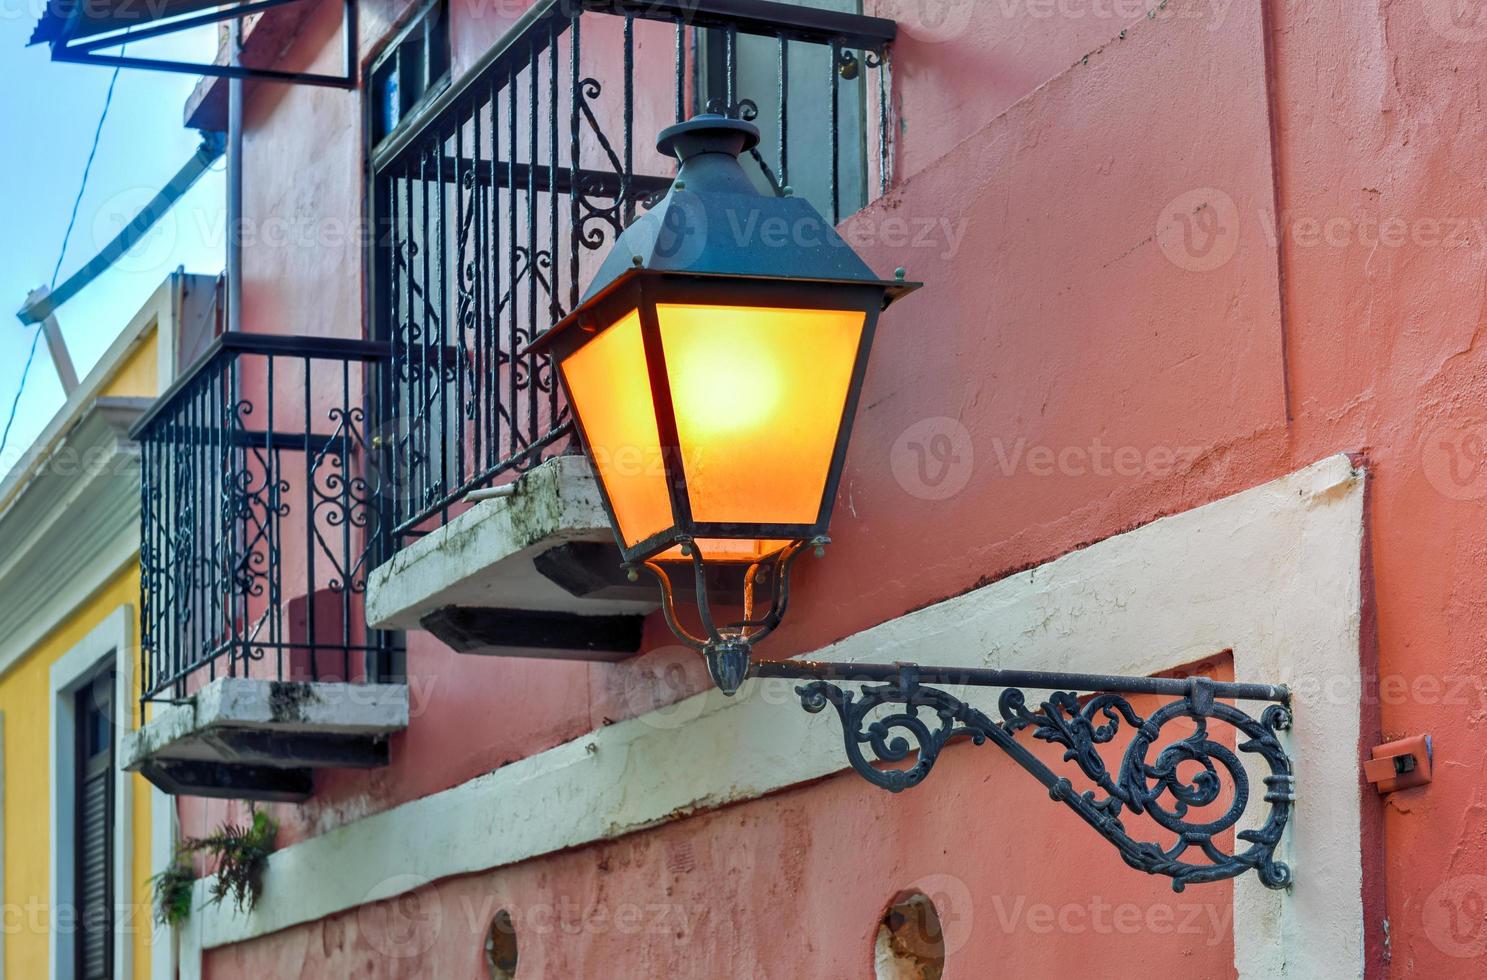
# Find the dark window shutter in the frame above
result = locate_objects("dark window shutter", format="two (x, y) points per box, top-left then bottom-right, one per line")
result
(75, 670), (115, 980)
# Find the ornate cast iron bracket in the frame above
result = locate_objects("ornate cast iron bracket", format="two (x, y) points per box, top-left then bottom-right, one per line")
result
(751, 660), (1296, 893)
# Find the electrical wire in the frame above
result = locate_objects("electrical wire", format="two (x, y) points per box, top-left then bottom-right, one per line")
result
(0, 62), (124, 466)
(0, 330), (44, 467)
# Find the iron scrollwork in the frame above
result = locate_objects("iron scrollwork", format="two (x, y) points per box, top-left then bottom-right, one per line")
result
(638, 537), (823, 695)
(793, 667), (1295, 892)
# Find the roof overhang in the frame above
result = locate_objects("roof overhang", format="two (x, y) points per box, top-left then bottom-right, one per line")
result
(30, 0), (357, 91)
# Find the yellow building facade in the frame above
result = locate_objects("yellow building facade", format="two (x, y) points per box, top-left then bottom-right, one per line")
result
(0, 272), (218, 979)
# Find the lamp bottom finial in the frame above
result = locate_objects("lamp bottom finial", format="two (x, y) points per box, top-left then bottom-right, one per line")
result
(705, 638), (752, 696)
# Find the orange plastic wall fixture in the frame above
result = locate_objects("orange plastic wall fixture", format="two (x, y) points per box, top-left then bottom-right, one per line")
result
(1364, 734), (1433, 794)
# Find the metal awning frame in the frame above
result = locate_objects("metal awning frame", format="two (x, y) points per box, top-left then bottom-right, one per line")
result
(46, 0), (357, 88)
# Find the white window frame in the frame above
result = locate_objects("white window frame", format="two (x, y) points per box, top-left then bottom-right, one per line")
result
(50, 605), (135, 980)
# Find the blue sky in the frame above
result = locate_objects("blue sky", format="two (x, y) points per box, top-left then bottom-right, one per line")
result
(0, 12), (225, 480)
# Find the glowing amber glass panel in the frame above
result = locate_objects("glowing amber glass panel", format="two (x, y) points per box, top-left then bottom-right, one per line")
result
(654, 538), (792, 562)
(657, 303), (866, 526)
(560, 310), (673, 547)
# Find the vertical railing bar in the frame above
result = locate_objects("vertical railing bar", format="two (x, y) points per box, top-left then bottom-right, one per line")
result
(303, 354), (317, 681)
(189, 382), (199, 686)
(183, 382), (193, 683)
(159, 419), (170, 696)
(569, 13), (581, 313)
(623, 14), (635, 225)
(471, 86), (485, 477)
(779, 35), (789, 191)
(202, 378), (211, 679)
(161, 430), (170, 696)
(176, 385), (186, 687)
(153, 432), (161, 701)
(528, 46), (539, 444)
(508, 63), (518, 460)
(830, 37), (841, 225)
(274, 357), (287, 677)
(183, 382), (192, 688)
(181, 384), (191, 683)
(220, 364), (232, 672)
(210, 362), (222, 679)
(138, 436), (148, 721)
(198, 375), (208, 679)
(549, 20), (559, 318)
(221, 356), (233, 674)
(194, 378), (205, 685)
(420, 143), (434, 521)
(398, 170), (412, 534)
(725, 24), (737, 111)
(158, 429), (167, 696)
(548, 21), (560, 427)
(163, 424), (172, 697)
(341, 357), (353, 681)
(212, 377), (223, 677)
(182, 385), (193, 689)
(496, 72), (508, 472)
(140, 434), (149, 713)
(265, 354), (279, 681)
(168, 407), (180, 698)
(454, 118), (468, 494)
(179, 390), (188, 690)
(674, 17), (686, 124)
(387, 172), (403, 531)
(153, 436), (163, 704)
(878, 48), (889, 197)
(436, 126), (451, 522)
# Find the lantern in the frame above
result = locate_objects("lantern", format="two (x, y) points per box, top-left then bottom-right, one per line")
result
(530, 114), (919, 692)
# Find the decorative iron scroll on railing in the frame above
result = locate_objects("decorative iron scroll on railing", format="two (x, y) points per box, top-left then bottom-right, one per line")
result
(751, 660), (1297, 891)
(372, 0), (899, 538)
(132, 334), (395, 717)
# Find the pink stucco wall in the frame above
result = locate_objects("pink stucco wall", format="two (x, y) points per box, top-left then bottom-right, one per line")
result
(209, 678), (1238, 978)
(181, 0), (1487, 974)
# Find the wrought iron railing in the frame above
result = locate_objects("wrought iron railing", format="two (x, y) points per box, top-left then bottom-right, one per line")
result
(372, 0), (899, 537)
(133, 334), (395, 714)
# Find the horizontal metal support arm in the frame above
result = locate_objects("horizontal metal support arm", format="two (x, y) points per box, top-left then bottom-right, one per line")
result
(754, 660), (1295, 893)
(751, 658), (1290, 704)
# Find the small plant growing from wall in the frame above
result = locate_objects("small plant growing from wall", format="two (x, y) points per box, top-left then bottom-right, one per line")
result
(150, 806), (279, 925)
(149, 856), (195, 927)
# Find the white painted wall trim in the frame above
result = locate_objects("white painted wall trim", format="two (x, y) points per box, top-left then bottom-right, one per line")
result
(49, 606), (136, 980)
(186, 455), (1367, 979)
(149, 787), (177, 980)
(0, 710), (6, 979)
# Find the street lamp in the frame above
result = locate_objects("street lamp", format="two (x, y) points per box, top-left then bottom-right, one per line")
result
(534, 113), (1296, 894)
(532, 113), (918, 695)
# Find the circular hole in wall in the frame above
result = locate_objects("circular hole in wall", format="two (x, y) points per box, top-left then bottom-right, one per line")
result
(873, 890), (946, 980)
(485, 909), (518, 979)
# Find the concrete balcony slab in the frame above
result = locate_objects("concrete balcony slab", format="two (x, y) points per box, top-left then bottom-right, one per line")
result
(123, 678), (409, 802)
(366, 456), (661, 661)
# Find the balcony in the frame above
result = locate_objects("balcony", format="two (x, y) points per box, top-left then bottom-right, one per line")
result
(365, 0), (898, 654)
(123, 334), (407, 802)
